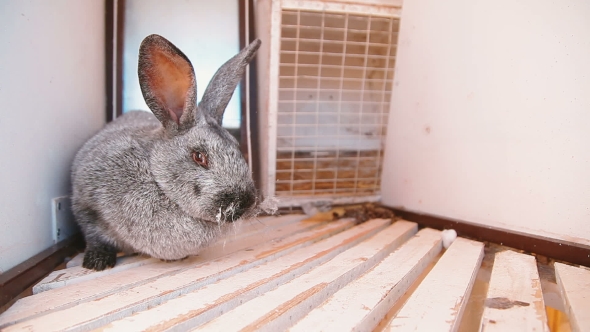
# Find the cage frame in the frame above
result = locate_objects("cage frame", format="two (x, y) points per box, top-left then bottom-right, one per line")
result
(256, 0), (404, 208)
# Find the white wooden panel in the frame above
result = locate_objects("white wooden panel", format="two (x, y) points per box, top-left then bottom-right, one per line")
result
(480, 250), (548, 331)
(0, 217), (348, 329)
(30, 214), (306, 294)
(255, 0), (271, 197)
(291, 228), (442, 332)
(100, 218), (400, 331)
(195, 220), (418, 332)
(555, 262), (590, 332)
(380, 0), (590, 247)
(257, 0), (282, 197)
(386, 237), (484, 331)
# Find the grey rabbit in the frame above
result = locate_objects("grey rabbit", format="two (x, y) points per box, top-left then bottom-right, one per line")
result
(71, 34), (262, 271)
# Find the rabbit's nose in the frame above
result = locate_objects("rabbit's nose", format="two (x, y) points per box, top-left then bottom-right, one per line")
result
(235, 190), (256, 217)
(215, 189), (256, 222)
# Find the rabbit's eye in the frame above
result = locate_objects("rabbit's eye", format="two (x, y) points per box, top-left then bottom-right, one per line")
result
(192, 151), (208, 168)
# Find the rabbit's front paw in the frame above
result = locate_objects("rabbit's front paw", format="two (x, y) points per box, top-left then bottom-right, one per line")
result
(82, 248), (117, 271)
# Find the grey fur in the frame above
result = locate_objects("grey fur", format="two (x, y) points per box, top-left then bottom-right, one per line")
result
(71, 35), (261, 270)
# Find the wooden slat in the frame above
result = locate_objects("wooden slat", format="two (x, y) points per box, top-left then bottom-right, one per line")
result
(65, 253), (84, 268)
(100, 218), (400, 331)
(0, 234), (84, 310)
(32, 254), (154, 294)
(195, 220), (418, 332)
(211, 214), (307, 242)
(291, 228), (442, 332)
(555, 262), (590, 332)
(386, 237), (484, 331)
(0, 219), (355, 331)
(30, 214), (306, 294)
(480, 250), (548, 331)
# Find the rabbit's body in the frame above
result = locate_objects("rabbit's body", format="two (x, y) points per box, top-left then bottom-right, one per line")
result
(72, 35), (261, 270)
(73, 111), (221, 261)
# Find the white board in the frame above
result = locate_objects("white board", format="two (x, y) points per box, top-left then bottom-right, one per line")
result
(480, 250), (548, 331)
(555, 262), (590, 332)
(386, 237), (484, 331)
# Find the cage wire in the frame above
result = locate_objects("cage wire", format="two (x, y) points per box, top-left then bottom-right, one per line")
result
(273, 8), (399, 204)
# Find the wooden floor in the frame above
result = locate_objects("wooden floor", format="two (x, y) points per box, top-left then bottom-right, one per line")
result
(0, 214), (588, 331)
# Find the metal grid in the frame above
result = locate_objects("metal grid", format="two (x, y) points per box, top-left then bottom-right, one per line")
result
(275, 9), (399, 199)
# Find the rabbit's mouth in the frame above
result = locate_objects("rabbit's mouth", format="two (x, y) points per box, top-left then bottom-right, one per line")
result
(214, 196), (279, 224)
(212, 189), (257, 223)
(214, 202), (249, 223)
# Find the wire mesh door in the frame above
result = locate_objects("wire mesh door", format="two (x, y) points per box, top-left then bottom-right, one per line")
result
(274, 8), (399, 204)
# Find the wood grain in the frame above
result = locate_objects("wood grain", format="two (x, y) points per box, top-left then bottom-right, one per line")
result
(480, 250), (549, 331)
(0, 215), (337, 329)
(555, 262), (590, 332)
(386, 237), (484, 332)
(31, 214), (305, 295)
(291, 228), (442, 332)
(100, 218), (397, 331)
(195, 220), (417, 331)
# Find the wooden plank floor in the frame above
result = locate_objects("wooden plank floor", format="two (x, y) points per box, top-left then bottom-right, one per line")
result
(555, 262), (590, 332)
(386, 237), (484, 331)
(0, 213), (586, 331)
(480, 250), (549, 331)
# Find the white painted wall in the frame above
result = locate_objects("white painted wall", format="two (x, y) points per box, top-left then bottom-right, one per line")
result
(0, 1), (105, 273)
(123, 0), (242, 128)
(381, 0), (590, 244)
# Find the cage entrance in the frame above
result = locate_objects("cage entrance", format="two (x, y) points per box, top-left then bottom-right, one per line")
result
(275, 9), (399, 200)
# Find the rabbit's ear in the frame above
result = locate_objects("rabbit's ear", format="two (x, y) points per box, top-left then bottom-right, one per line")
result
(138, 34), (197, 132)
(199, 39), (261, 125)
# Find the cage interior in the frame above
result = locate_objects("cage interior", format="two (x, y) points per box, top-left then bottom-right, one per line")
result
(275, 9), (400, 201)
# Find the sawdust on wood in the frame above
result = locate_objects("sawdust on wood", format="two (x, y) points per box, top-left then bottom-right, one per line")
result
(334, 203), (399, 224)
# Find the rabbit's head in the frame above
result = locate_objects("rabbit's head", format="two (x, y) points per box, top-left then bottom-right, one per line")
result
(138, 34), (261, 224)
